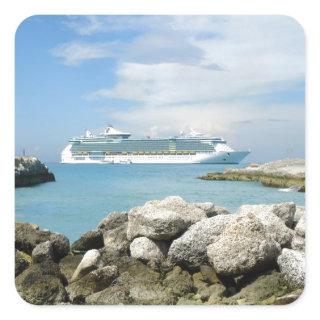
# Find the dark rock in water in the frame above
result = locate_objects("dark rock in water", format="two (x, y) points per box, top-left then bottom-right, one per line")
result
(15, 250), (32, 277)
(15, 260), (68, 305)
(50, 233), (70, 262)
(97, 211), (128, 231)
(59, 254), (83, 282)
(32, 241), (54, 263)
(67, 266), (119, 304)
(71, 230), (104, 252)
(15, 222), (51, 255)
(15, 157), (55, 187)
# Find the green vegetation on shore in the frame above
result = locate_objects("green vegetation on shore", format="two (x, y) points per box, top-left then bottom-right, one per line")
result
(199, 172), (305, 192)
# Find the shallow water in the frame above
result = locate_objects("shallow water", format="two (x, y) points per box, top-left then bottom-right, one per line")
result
(15, 163), (305, 242)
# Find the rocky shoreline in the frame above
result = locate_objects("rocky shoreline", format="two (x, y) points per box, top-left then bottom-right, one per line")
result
(15, 196), (305, 305)
(199, 159), (305, 192)
(15, 157), (55, 187)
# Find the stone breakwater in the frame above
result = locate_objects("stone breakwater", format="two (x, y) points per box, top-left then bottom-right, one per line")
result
(15, 196), (305, 305)
(15, 157), (55, 187)
(199, 159), (305, 192)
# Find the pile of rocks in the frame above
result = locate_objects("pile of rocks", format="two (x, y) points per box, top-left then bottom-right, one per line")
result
(15, 196), (305, 305)
(199, 159), (305, 192)
(15, 157), (55, 187)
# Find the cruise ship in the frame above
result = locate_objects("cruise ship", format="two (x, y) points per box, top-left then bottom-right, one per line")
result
(61, 125), (250, 164)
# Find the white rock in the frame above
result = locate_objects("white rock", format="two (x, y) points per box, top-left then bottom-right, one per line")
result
(254, 211), (294, 247)
(127, 196), (207, 241)
(130, 237), (167, 263)
(207, 212), (281, 276)
(277, 248), (305, 289)
(236, 205), (294, 247)
(70, 249), (103, 282)
(237, 203), (296, 228)
(32, 241), (54, 263)
(168, 215), (234, 269)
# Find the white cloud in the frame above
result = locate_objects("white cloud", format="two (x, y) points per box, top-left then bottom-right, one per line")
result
(64, 16), (105, 36)
(84, 16), (304, 103)
(50, 41), (117, 66)
(106, 101), (304, 141)
(53, 16), (304, 145)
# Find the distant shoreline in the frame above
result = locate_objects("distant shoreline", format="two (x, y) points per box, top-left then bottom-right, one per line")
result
(198, 159), (305, 192)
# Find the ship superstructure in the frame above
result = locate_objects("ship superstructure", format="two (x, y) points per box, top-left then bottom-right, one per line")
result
(61, 126), (250, 164)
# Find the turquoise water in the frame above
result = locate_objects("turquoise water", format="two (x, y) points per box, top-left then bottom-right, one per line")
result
(15, 163), (305, 242)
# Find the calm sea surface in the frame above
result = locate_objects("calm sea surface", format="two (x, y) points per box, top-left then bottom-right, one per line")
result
(15, 163), (305, 242)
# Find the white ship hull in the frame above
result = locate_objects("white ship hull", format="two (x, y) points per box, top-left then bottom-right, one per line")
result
(61, 144), (249, 164)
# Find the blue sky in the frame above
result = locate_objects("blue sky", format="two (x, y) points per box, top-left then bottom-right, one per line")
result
(15, 15), (305, 162)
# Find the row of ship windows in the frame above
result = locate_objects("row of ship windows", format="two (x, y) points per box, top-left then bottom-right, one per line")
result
(73, 151), (198, 156)
(72, 146), (214, 152)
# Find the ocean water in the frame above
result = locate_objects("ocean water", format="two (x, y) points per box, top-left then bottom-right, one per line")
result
(15, 163), (305, 242)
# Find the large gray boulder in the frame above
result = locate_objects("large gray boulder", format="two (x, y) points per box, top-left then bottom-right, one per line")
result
(253, 211), (294, 247)
(32, 241), (54, 263)
(277, 248), (305, 290)
(127, 196), (207, 241)
(207, 212), (281, 276)
(168, 215), (234, 269)
(15, 222), (52, 255)
(70, 249), (103, 282)
(130, 237), (168, 263)
(71, 230), (104, 252)
(97, 211), (128, 231)
(236, 203), (296, 228)
(103, 223), (130, 255)
(236, 205), (294, 247)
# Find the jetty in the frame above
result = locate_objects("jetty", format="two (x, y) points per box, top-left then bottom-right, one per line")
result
(199, 159), (305, 192)
(15, 196), (305, 305)
(15, 157), (55, 187)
